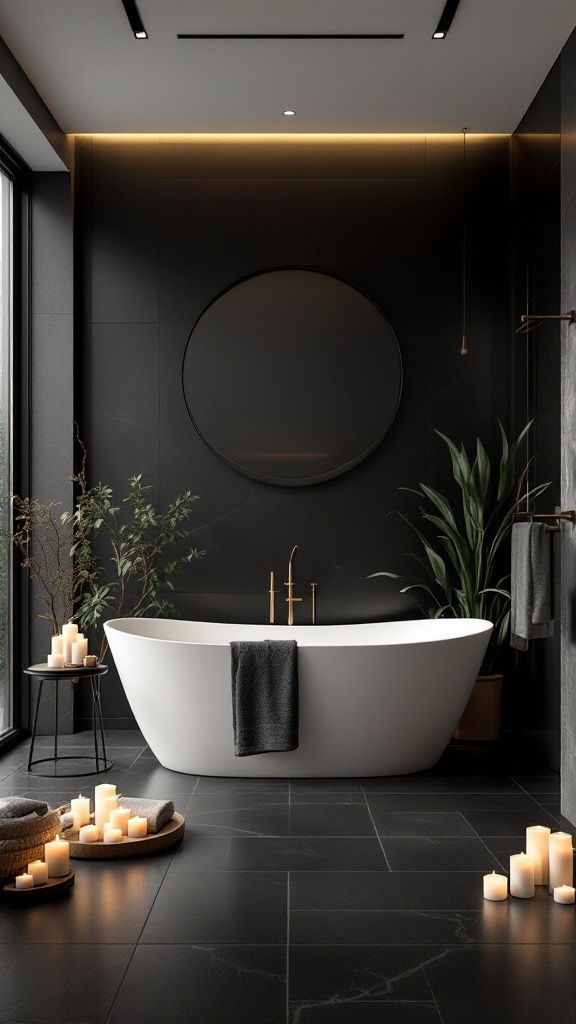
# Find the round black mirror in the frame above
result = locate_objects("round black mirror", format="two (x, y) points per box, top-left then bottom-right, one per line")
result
(182, 267), (402, 486)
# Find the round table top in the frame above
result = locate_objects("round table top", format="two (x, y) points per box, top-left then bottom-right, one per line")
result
(25, 663), (108, 677)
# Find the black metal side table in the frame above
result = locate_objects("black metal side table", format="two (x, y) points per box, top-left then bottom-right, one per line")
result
(25, 664), (113, 777)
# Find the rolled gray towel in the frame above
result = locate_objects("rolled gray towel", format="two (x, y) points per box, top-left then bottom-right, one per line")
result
(0, 796), (49, 819)
(118, 797), (174, 833)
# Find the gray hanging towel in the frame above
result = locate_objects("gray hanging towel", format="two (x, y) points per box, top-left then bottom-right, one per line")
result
(230, 639), (299, 756)
(510, 521), (554, 651)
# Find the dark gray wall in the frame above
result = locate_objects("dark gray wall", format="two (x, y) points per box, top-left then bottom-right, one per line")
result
(510, 61), (561, 770)
(74, 135), (511, 729)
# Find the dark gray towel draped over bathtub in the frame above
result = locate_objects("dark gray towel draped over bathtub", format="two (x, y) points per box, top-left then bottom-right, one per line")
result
(230, 639), (299, 756)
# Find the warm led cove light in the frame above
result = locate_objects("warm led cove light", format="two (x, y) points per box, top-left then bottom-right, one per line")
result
(284, 110), (296, 116)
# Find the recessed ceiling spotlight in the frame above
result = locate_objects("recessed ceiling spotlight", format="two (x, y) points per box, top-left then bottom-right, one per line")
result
(120, 0), (149, 39)
(284, 110), (296, 116)
(432, 0), (461, 39)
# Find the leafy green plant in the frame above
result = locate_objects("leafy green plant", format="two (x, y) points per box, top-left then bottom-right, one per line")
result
(9, 496), (76, 636)
(369, 422), (549, 674)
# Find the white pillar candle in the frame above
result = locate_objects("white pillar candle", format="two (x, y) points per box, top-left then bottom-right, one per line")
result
(71, 637), (88, 665)
(94, 783), (117, 835)
(15, 872), (34, 890)
(71, 794), (91, 831)
(62, 621), (78, 664)
(526, 825), (551, 885)
(483, 870), (508, 901)
(109, 807), (131, 835)
(103, 827), (123, 844)
(51, 635), (63, 656)
(554, 884), (576, 904)
(127, 816), (148, 838)
(27, 860), (48, 885)
(510, 852), (534, 898)
(549, 832), (574, 892)
(44, 835), (69, 878)
(47, 654), (64, 669)
(79, 824), (99, 844)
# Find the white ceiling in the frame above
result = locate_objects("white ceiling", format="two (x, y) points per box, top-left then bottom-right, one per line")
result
(0, 0), (574, 162)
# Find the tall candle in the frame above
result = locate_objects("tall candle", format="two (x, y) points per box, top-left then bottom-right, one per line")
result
(27, 860), (48, 885)
(510, 852), (534, 898)
(44, 835), (69, 877)
(549, 832), (573, 893)
(526, 825), (551, 885)
(483, 870), (508, 901)
(71, 637), (88, 666)
(71, 794), (91, 831)
(51, 635), (63, 656)
(62, 621), (78, 664)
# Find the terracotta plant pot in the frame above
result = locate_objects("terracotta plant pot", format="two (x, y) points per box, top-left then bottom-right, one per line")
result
(454, 674), (503, 742)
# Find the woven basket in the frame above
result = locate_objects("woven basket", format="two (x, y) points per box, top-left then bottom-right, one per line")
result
(0, 808), (61, 882)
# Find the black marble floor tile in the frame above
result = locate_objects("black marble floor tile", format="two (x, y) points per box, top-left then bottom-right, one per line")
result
(185, 793), (291, 836)
(140, 870), (287, 944)
(290, 791), (365, 804)
(287, 804), (377, 837)
(381, 836), (502, 872)
(290, 909), (479, 946)
(0, 943), (135, 1024)
(0, 857), (171, 944)
(360, 776), (523, 794)
(511, 774), (560, 794)
(462, 808), (560, 836)
(166, 835), (231, 871)
(193, 775), (290, 794)
(108, 944), (286, 1024)
(290, 871), (487, 912)
(288, 945), (436, 1009)
(288, 1003), (442, 1023)
(481, 836), (529, 871)
(370, 810), (477, 837)
(290, 779), (365, 797)
(425, 944), (576, 1023)
(365, 792), (542, 813)
(224, 836), (388, 871)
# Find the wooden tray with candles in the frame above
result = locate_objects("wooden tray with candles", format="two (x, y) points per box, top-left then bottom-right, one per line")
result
(2, 868), (75, 903)
(68, 813), (185, 859)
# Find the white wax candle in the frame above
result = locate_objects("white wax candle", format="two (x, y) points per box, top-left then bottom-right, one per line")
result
(103, 828), (123, 844)
(510, 852), (534, 898)
(62, 621), (78, 664)
(44, 835), (69, 877)
(554, 885), (576, 904)
(71, 637), (88, 665)
(51, 635), (63, 656)
(526, 825), (551, 885)
(15, 872), (34, 889)
(94, 783), (117, 835)
(71, 794), (91, 831)
(47, 654), (64, 669)
(549, 832), (574, 892)
(79, 824), (99, 844)
(27, 860), (48, 885)
(109, 807), (131, 835)
(483, 870), (508, 901)
(127, 815), (148, 838)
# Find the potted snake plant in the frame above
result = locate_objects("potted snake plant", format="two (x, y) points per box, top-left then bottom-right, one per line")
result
(369, 421), (549, 740)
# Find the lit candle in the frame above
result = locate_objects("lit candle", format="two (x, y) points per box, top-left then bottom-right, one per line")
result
(27, 860), (48, 885)
(526, 825), (551, 885)
(127, 816), (148, 838)
(78, 824), (99, 844)
(510, 852), (534, 898)
(103, 827), (123, 844)
(71, 794), (91, 831)
(47, 654), (64, 669)
(109, 807), (131, 835)
(549, 832), (574, 892)
(553, 884), (575, 904)
(483, 870), (508, 901)
(15, 872), (34, 890)
(71, 637), (88, 665)
(94, 783), (117, 836)
(44, 835), (69, 877)
(62, 621), (78, 664)
(51, 635), (63, 656)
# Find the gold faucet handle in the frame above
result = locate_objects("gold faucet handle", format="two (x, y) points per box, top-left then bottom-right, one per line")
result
(285, 596), (303, 603)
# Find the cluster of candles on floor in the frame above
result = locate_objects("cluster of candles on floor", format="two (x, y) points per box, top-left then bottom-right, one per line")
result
(47, 621), (96, 668)
(13, 782), (148, 890)
(483, 825), (575, 904)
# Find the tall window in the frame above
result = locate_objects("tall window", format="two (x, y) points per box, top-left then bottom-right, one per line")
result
(0, 168), (12, 735)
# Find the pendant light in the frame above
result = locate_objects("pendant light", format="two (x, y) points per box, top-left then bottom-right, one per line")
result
(460, 127), (468, 356)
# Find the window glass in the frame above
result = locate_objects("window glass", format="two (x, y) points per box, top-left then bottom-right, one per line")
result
(0, 169), (12, 735)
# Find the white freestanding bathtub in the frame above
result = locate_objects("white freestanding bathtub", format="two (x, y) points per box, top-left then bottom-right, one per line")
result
(104, 616), (492, 777)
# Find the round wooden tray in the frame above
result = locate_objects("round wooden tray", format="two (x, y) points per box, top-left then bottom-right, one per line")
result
(68, 812), (185, 859)
(2, 868), (75, 903)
